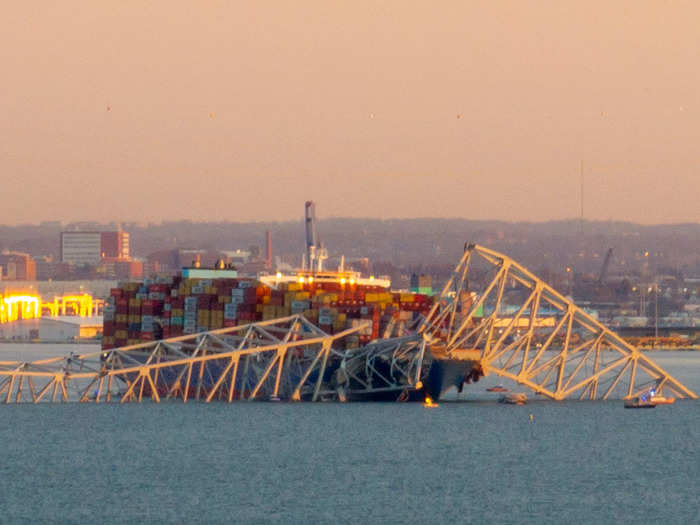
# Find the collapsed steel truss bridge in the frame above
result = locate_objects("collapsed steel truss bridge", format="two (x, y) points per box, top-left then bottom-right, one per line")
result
(0, 316), (426, 404)
(419, 244), (696, 401)
(0, 244), (695, 403)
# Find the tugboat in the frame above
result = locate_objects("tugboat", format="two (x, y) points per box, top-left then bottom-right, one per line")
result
(486, 384), (509, 393)
(624, 388), (675, 408)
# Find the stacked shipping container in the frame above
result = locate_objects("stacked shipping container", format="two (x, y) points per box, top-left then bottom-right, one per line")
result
(102, 275), (433, 350)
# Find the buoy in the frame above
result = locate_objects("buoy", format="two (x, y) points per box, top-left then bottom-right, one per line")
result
(529, 413), (534, 422)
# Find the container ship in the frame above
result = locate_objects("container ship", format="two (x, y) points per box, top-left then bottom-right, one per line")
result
(100, 268), (460, 401)
(102, 271), (433, 350)
(103, 203), (432, 348)
(100, 271), (482, 401)
(100, 202), (481, 401)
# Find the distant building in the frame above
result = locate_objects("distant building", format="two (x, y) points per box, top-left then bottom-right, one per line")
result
(100, 231), (130, 259)
(61, 232), (102, 264)
(146, 249), (184, 275)
(146, 249), (218, 276)
(98, 259), (143, 280)
(0, 251), (37, 281)
(60, 230), (130, 265)
(33, 255), (54, 280)
(0, 316), (103, 341)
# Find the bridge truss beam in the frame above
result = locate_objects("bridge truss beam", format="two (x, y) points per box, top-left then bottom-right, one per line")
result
(420, 244), (696, 401)
(0, 315), (427, 404)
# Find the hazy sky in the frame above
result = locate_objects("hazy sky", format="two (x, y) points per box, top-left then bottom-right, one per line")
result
(2, 1), (699, 225)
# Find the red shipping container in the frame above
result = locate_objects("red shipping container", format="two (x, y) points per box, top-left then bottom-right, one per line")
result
(116, 298), (128, 314)
(198, 295), (213, 307)
(103, 321), (116, 337)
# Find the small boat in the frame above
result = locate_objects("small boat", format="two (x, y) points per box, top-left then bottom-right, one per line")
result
(624, 396), (656, 409)
(499, 393), (527, 405)
(647, 388), (675, 405)
(487, 385), (509, 393)
(650, 394), (675, 405)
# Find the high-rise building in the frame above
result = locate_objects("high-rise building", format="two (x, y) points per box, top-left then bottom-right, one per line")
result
(61, 232), (102, 264)
(60, 231), (130, 264)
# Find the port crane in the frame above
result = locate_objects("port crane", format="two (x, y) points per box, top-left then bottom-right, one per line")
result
(597, 248), (613, 285)
(304, 201), (328, 272)
(0, 293), (102, 323)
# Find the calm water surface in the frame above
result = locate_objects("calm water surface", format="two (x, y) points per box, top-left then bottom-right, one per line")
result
(1, 344), (699, 524)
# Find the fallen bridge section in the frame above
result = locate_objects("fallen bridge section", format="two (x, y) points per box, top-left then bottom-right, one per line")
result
(0, 315), (427, 404)
(419, 244), (697, 401)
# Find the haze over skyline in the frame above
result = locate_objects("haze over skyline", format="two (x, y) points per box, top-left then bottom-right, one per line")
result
(2, 1), (699, 226)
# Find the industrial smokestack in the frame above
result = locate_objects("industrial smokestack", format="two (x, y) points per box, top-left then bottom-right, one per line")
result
(265, 230), (272, 269)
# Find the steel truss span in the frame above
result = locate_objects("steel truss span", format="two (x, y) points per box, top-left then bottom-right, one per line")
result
(0, 244), (695, 403)
(419, 244), (697, 401)
(0, 315), (426, 404)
